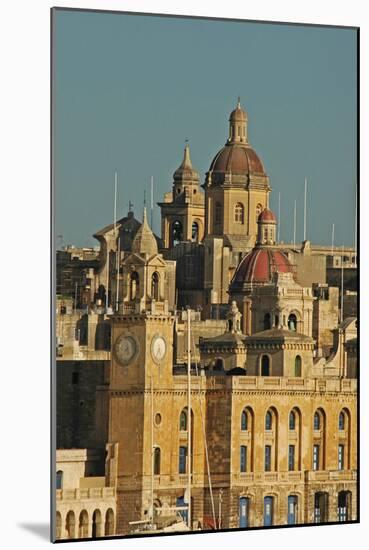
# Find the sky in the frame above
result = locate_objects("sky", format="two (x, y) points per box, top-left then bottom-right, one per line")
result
(53, 9), (357, 248)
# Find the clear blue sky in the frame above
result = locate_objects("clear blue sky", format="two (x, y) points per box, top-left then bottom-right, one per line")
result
(53, 9), (357, 248)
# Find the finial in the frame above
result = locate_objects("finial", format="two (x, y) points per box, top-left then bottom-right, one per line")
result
(237, 96), (241, 109)
(143, 189), (147, 207)
(128, 200), (133, 213)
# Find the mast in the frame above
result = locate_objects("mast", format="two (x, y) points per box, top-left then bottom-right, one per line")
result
(150, 176), (154, 231)
(114, 171), (118, 233)
(187, 307), (191, 530)
(331, 224), (335, 257)
(341, 244), (344, 322)
(150, 375), (154, 524)
(303, 177), (307, 241)
(354, 187), (357, 266)
(277, 192), (281, 242)
(115, 237), (120, 311)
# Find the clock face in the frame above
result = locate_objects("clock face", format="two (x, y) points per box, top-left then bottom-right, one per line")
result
(114, 335), (137, 366)
(151, 335), (167, 363)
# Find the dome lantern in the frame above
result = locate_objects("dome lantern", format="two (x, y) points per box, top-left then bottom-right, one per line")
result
(228, 97), (248, 144)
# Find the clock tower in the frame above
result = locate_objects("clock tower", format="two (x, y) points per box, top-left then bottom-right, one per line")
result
(107, 208), (177, 532)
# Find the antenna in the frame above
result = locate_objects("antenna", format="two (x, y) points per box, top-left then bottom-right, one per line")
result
(303, 177), (307, 241)
(278, 192), (281, 242)
(293, 200), (296, 246)
(150, 176), (154, 230)
(331, 223), (335, 257)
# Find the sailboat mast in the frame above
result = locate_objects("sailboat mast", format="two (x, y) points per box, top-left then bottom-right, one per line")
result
(187, 307), (191, 529)
(150, 375), (154, 524)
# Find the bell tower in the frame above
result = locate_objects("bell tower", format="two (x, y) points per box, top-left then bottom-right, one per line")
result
(107, 209), (176, 533)
(158, 143), (205, 248)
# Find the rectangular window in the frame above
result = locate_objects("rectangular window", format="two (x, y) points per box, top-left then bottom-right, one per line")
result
(313, 444), (320, 471)
(338, 444), (344, 470)
(265, 445), (271, 472)
(240, 445), (247, 473)
(288, 445), (295, 471)
(179, 446), (187, 474)
(264, 496), (273, 526)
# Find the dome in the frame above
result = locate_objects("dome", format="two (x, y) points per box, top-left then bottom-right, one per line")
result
(230, 248), (294, 287)
(258, 208), (276, 223)
(131, 208), (158, 256)
(209, 144), (266, 176)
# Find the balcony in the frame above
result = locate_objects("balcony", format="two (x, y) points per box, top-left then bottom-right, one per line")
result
(56, 487), (116, 501)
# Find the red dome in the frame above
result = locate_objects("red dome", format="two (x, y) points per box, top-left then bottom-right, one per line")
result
(258, 208), (276, 223)
(230, 248), (294, 287)
(209, 144), (266, 175)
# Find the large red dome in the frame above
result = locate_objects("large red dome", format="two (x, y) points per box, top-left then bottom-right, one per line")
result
(230, 248), (294, 288)
(209, 144), (266, 176)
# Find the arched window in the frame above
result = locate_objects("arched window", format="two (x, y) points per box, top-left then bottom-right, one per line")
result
(192, 222), (199, 242)
(78, 510), (89, 538)
(180, 409), (187, 431)
(215, 202), (222, 224)
(129, 271), (139, 301)
(288, 313), (297, 331)
(151, 272), (159, 301)
(241, 409), (248, 431)
(289, 411), (296, 430)
(265, 411), (273, 431)
(314, 412), (320, 431)
(65, 511), (75, 539)
(263, 313), (271, 330)
(234, 203), (244, 224)
(92, 509), (102, 538)
(214, 358), (224, 371)
(104, 509), (114, 536)
(172, 220), (183, 245)
(339, 411), (345, 431)
(294, 355), (302, 377)
(56, 470), (63, 490)
(261, 355), (270, 376)
(154, 447), (161, 475)
(338, 490), (351, 522)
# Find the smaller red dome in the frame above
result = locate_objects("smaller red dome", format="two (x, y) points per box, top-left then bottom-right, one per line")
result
(230, 248), (293, 288)
(258, 208), (276, 223)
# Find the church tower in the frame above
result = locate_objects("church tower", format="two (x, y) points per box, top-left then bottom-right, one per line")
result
(108, 209), (176, 532)
(158, 143), (205, 248)
(203, 99), (271, 246)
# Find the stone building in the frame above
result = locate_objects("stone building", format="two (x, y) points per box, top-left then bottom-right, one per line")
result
(55, 445), (118, 540)
(55, 100), (357, 539)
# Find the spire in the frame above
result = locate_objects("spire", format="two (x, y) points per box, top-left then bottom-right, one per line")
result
(173, 141), (200, 185)
(182, 141), (192, 169)
(131, 207), (158, 256)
